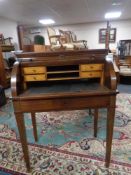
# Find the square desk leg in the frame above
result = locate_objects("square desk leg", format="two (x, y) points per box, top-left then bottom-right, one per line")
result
(105, 106), (115, 167)
(15, 112), (31, 172)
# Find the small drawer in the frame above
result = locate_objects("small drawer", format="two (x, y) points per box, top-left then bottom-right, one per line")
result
(24, 74), (46, 81)
(23, 67), (46, 74)
(80, 64), (103, 71)
(80, 71), (102, 78)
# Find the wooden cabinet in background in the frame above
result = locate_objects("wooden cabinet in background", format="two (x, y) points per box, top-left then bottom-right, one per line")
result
(0, 45), (14, 88)
(23, 44), (50, 52)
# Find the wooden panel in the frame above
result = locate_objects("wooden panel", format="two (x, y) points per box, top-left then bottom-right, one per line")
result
(80, 71), (102, 78)
(22, 45), (34, 52)
(19, 96), (110, 112)
(33, 45), (47, 52)
(23, 45), (51, 52)
(23, 67), (46, 74)
(80, 64), (103, 71)
(24, 74), (46, 81)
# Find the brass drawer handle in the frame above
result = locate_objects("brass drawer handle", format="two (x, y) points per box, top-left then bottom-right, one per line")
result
(33, 69), (36, 72)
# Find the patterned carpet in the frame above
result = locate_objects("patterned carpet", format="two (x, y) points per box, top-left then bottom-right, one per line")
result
(0, 93), (131, 174)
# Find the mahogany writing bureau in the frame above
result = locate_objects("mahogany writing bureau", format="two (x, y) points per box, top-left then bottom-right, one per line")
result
(11, 49), (118, 171)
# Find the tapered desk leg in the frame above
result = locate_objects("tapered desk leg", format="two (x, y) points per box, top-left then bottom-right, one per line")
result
(15, 112), (31, 172)
(105, 107), (115, 168)
(31, 113), (38, 142)
(94, 108), (98, 137)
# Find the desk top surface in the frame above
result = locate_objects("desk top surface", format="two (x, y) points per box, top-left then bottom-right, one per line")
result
(19, 81), (115, 100)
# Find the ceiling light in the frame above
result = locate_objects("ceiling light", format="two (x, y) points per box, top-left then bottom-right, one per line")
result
(105, 12), (122, 19)
(112, 2), (122, 6)
(39, 19), (55, 25)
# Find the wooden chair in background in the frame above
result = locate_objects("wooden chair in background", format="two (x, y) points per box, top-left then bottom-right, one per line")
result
(117, 56), (131, 82)
(47, 27), (75, 51)
(59, 30), (88, 49)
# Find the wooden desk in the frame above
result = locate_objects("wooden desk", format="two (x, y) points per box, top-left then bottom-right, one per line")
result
(11, 49), (118, 171)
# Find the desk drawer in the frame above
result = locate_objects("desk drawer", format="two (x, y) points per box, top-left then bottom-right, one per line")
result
(80, 71), (102, 78)
(80, 64), (103, 71)
(23, 67), (46, 74)
(24, 74), (46, 81)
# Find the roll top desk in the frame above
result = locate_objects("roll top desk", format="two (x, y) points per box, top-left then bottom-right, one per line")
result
(11, 49), (118, 172)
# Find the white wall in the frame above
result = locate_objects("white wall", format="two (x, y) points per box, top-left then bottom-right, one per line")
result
(0, 17), (18, 49)
(24, 19), (131, 52)
(1, 16), (131, 52)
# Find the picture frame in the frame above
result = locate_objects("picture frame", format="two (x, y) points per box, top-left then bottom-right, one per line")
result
(99, 28), (116, 43)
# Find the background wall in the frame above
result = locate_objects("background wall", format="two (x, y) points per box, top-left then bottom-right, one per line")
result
(1, 16), (130, 52)
(0, 17), (18, 50)
(24, 19), (131, 52)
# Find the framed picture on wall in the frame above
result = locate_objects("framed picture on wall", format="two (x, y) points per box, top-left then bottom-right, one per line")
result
(99, 28), (116, 43)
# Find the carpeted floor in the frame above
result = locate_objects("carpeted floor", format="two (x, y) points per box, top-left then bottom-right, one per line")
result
(0, 91), (131, 174)
(118, 83), (131, 94)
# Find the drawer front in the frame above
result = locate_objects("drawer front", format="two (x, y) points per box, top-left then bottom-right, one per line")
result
(80, 71), (102, 78)
(80, 64), (103, 71)
(23, 67), (46, 74)
(24, 74), (46, 81)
